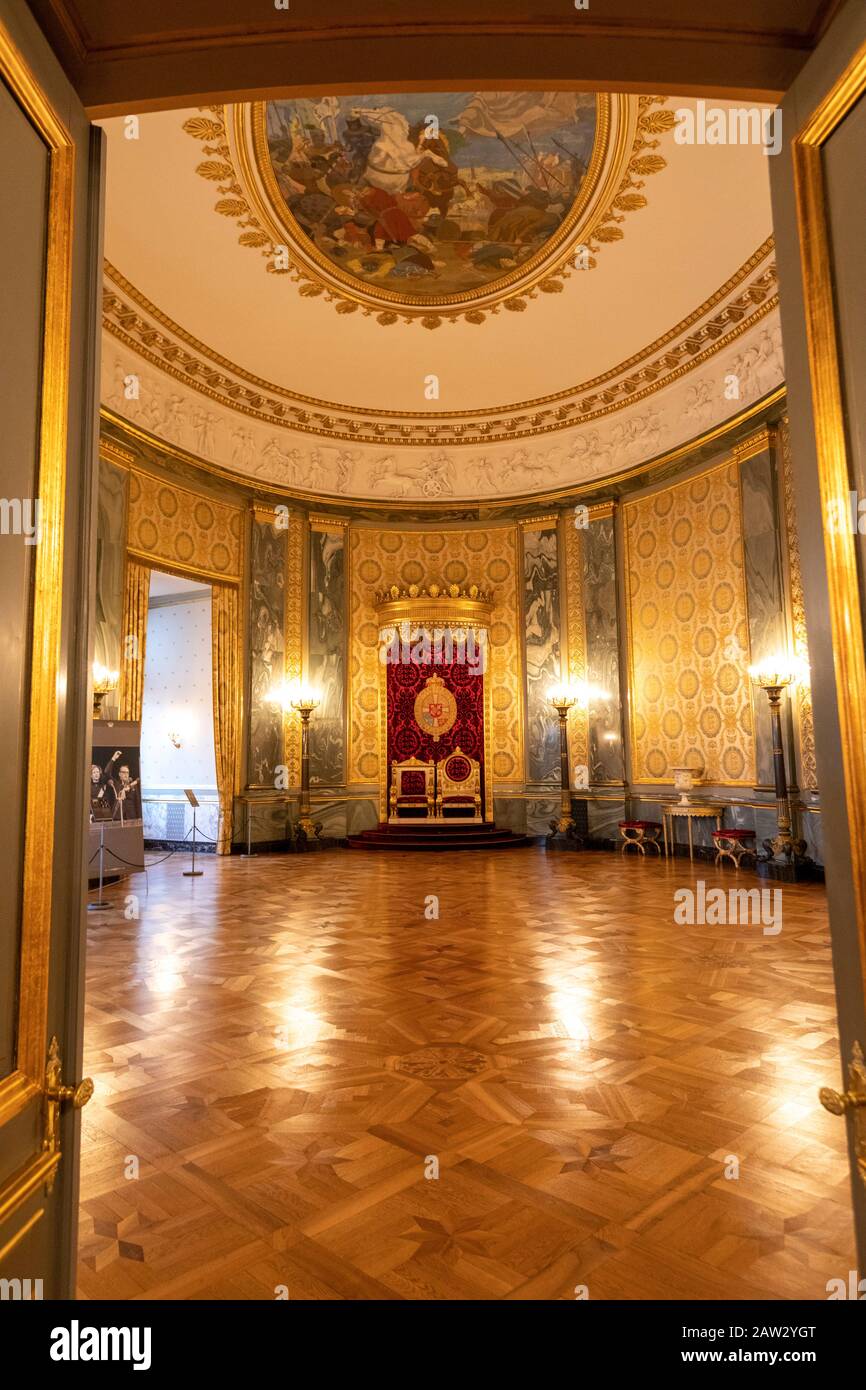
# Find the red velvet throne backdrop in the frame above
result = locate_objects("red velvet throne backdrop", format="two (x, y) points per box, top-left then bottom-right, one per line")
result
(386, 659), (484, 808)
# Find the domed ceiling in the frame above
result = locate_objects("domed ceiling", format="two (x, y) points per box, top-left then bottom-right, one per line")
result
(99, 91), (782, 503)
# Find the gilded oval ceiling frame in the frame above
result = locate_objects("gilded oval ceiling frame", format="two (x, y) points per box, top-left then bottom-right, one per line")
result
(187, 95), (675, 328)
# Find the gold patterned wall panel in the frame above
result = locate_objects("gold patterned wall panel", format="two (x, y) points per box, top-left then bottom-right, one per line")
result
(349, 525), (523, 786)
(624, 461), (756, 785)
(127, 468), (243, 581)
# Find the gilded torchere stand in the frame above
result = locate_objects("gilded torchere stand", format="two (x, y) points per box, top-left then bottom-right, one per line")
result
(749, 660), (811, 881)
(292, 692), (323, 849)
(546, 686), (585, 848)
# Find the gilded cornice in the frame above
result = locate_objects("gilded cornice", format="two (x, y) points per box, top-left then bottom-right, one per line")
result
(99, 437), (134, 468)
(184, 96), (674, 329)
(102, 241), (778, 449)
(732, 425), (774, 463)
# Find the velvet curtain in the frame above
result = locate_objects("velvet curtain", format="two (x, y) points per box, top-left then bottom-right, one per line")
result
(212, 582), (240, 854)
(119, 559), (150, 721)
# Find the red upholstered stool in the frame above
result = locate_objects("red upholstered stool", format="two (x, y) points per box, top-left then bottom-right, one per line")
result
(712, 827), (756, 868)
(619, 820), (662, 856)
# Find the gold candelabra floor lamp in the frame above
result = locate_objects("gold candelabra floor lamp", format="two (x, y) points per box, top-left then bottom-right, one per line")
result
(748, 656), (813, 881)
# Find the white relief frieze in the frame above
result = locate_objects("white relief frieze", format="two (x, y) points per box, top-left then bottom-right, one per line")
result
(102, 304), (784, 501)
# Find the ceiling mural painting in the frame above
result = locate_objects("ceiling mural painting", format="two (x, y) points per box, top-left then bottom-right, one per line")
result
(186, 93), (675, 327)
(262, 92), (599, 297)
(99, 92), (782, 500)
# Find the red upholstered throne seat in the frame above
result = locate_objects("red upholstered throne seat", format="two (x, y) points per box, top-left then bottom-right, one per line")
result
(436, 747), (482, 821)
(389, 757), (435, 820)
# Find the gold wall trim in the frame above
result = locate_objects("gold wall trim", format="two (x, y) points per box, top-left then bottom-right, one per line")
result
(99, 437), (133, 468)
(792, 38), (866, 1000)
(779, 415), (818, 791)
(0, 1207), (43, 1261)
(0, 1151), (60, 1230)
(732, 425), (774, 463)
(0, 18), (74, 1110)
(102, 245), (778, 445)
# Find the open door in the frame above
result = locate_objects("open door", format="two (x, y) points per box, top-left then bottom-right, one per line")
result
(771, 7), (866, 1273)
(0, 3), (103, 1298)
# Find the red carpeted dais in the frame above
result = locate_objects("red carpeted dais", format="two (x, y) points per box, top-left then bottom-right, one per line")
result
(346, 822), (532, 851)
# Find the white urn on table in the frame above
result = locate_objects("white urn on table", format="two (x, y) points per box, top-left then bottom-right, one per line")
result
(671, 763), (705, 805)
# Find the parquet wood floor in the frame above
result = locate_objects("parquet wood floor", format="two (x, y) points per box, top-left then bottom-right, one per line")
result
(77, 847), (856, 1300)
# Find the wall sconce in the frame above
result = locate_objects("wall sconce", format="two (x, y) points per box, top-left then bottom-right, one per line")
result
(92, 662), (119, 718)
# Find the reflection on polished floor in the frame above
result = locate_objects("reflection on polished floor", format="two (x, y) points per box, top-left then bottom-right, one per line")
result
(78, 849), (854, 1300)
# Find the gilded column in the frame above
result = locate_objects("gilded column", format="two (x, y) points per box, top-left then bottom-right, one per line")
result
(779, 416), (818, 791)
(284, 511), (305, 787)
(562, 514), (589, 784)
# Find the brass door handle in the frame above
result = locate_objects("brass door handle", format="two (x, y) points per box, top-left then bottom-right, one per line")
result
(819, 1085), (865, 1115)
(42, 1037), (94, 1191)
(46, 1077), (94, 1109)
(820, 1042), (866, 1188)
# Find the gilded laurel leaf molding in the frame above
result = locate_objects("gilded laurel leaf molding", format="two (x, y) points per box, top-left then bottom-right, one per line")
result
(624, 459), (756, 787)
(184, 96), (676, 329)
(102, 242), (778, 448)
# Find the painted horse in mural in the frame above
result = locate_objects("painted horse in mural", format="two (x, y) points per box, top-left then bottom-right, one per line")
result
(350, 106), (449, 195)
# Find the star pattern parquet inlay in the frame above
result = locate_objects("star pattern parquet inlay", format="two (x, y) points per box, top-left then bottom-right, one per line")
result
(77, 848), (855, 1300)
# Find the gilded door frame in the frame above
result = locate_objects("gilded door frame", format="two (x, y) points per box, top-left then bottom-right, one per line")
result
(0, 18), (75, 1211)
(792, 40), (866, 1008)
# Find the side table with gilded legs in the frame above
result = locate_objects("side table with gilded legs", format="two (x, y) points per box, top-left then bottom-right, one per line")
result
(662, 803), (724, 861)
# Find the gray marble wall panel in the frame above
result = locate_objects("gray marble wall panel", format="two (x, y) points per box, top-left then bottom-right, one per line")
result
(309, 529), (346, 786)
(584, 515), (624, 782)
(586, 798), (626, 843)
(740, 450), (788, 787)
(94, 458), (128, 715)
(525, 796), (561, 834)
(523, 526), (561, 782)
(249, 518), (286, 786)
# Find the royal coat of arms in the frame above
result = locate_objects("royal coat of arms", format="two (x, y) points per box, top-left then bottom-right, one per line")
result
(413, 674), (457, 742)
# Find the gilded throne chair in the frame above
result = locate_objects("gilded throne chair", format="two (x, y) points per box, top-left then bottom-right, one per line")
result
(436, 747), (482, 821)
(389, 757), (435, 821)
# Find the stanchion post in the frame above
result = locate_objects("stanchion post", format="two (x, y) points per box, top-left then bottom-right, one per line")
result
(87, 822), (112, 912)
